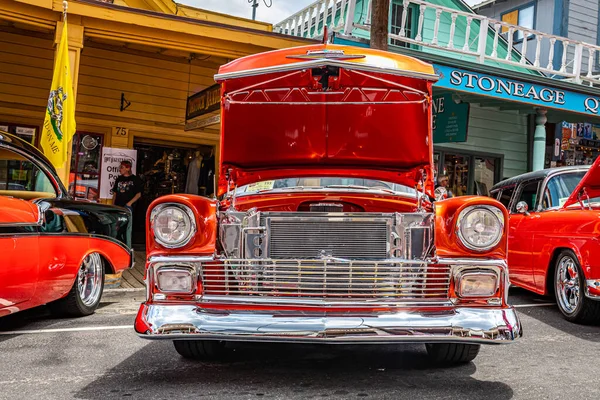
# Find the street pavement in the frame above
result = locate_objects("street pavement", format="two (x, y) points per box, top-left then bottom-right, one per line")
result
(0, 288), (598, 400)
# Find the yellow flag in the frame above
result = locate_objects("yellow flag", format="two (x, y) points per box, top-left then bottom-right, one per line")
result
(41, 21), (76, 169)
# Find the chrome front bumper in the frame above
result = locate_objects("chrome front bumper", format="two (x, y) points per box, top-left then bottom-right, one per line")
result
(135, 304), (522, 344)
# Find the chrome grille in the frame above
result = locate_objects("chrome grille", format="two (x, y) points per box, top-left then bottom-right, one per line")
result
(199, 259), (451, 301)
(265, 215), (390, 260)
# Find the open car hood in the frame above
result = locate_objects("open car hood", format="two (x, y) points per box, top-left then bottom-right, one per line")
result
(214, 44), (438, 197)
(563, 156), (600, 208)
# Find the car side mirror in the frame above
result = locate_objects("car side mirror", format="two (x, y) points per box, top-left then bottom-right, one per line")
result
(515, 201), (529, 215)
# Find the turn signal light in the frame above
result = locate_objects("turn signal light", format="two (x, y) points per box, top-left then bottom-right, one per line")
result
(155, 267), (196, 294)
(457, 272), (498, 297)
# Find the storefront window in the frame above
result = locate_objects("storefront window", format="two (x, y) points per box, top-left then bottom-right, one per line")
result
(443, 154), (469, 197)
(69, 133), (103, 202)
(0, 123), (38, 145)
(436, 150), (501, 197)
(474, 157), (496, 196)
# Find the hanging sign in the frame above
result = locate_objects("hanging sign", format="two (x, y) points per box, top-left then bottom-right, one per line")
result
(433, 64), (600, 118)
(432, 93), (469, 143)
(186, 84), (221, 121)
(99, 147), (137, 199)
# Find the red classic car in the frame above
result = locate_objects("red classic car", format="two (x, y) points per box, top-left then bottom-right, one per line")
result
(491, 159), (600, 323)
(135, 44), (522, 364)
(0, 131), (133, 317)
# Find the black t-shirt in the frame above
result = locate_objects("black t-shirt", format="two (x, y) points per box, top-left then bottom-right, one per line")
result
(112, 174), (143, 207)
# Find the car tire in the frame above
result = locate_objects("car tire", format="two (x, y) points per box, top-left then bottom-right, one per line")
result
(49, 253), (105, 317)
(173, 340), (227, 360)
(554, 250), (600, 324)
(425, 343), (480, 364)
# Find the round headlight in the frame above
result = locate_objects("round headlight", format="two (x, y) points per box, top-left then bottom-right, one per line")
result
(150, 204), (196, 248)
(456, 206), (504, 251)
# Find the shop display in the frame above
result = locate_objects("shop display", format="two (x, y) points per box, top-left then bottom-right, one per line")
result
(552, 122), (600, 167)
(131, 143), (215, 246)
(69, 133), (103, 201)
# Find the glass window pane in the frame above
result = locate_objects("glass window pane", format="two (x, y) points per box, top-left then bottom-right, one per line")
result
(516, 180), (540, 211)
(544, 172), (585, 208)
(501, 10), (518, 32)
(474, 157), (495, 196)
(443, 154), (469, 196)
(518, 5), (534, 29)
(499, 187), (514, 208)
(0, 148), (56, 198)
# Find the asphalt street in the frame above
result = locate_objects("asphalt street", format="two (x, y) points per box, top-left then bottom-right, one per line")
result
(0, 288), (598, 400)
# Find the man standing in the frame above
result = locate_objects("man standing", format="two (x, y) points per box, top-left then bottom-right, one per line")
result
(112, 160), (143, 213)
(434, 174), (454, 201)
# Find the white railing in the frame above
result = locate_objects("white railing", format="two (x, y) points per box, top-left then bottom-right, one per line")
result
(277, 0), (600, 87)
(274, 0), (356, 38)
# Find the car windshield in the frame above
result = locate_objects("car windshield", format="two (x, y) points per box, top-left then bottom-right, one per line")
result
(543, 171), (600, 208)
(236, 178), (417, 196)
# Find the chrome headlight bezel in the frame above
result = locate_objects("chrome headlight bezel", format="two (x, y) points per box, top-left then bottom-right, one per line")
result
(150, 203), (196, 249)
(456, 205), (504, 252)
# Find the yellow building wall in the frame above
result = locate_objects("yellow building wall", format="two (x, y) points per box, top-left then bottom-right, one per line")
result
(0, 29), (53, 128)
(77, 45), (224, 129)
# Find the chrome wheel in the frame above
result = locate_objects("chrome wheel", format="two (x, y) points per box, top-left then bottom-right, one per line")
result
(77, 253), (104, 307)
(556, 255), (581, 314)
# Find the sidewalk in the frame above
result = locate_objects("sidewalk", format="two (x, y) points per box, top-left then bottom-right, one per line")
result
(107, 251), (146, 289)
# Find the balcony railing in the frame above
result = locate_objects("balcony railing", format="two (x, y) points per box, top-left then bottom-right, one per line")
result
(275, 0), (600, 87)
(274, 0), (356, 38)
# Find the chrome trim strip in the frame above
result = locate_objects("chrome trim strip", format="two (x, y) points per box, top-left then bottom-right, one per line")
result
(197, 295), (453, 308)
(136, 304), (522, 344)
(214, 59), (440, 82)
(436, 258), (507, 268)
(148, 255), (215, 264)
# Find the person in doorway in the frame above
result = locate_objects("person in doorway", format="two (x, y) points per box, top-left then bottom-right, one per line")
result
(434, 174), (453, 201)
(112, 160), (143, 213)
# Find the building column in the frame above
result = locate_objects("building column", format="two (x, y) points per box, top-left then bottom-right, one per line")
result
(532, 108), (547, 171)
(53, 18), (84, 185)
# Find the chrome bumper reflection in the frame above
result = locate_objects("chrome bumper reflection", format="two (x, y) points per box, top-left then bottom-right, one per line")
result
(586, 279), (600, 299)
(135, 304), (522, 344)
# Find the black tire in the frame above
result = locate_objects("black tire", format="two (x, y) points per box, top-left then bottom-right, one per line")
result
(553, 250), (600, 324)
(173, 340), (226, 360)
(49, 253), (105, 317)
(425, 343), (480, 365)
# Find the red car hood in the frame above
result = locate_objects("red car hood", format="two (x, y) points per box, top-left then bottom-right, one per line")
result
(0, 196), (39, 225)
(214, 44), (438, 197)
(563, 156), (600, 208)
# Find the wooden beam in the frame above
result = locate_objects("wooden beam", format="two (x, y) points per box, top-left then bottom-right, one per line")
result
(0, 0), (57, 30)
(370, 0), (390, 51)
(53, 0), (314, 55)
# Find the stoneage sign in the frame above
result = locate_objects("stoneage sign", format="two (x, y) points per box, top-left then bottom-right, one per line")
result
(434, 64), (600, 118)
(99, 147), (137, 199)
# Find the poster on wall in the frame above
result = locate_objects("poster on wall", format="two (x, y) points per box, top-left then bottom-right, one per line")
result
(432, 93), (469, 143)
(99, 147), (137, 199)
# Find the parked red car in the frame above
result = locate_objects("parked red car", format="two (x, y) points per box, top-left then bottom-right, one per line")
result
(491, 159), (600, 323)
(0, 131), (133, 317)
(135, 44), (522, 364)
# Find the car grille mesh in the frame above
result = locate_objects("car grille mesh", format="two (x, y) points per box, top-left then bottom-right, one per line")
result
(267, 219), (389, 260)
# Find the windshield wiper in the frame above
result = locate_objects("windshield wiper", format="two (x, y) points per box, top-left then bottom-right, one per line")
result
(324, 184), (397, 194)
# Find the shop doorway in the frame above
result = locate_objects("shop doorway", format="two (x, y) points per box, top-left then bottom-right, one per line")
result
(132, 139), (216, 247)
(434, 149), (502, 197)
